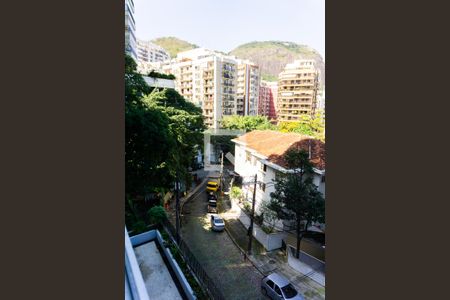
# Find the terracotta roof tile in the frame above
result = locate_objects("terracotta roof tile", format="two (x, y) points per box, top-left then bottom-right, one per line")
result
(233, 130), (325, 170)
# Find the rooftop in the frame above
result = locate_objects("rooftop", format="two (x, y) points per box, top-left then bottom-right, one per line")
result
(232, 130), (325, 170)
(125, 228), (194, 300)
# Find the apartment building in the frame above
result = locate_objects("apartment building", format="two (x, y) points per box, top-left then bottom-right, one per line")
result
(125, 0), (137, 60)
(136, 39), (170, 74)
(236, 60), (260, 116)
(277, 60), (319, 122)
(149, 48), (259, 128)
(258, 81), (278, 120)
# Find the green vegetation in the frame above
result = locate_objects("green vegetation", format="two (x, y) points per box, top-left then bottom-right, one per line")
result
(220, 114), (325, 141)
(278, 110), (325, 142)
(147, 206), (167, 225)
(261, 74), (278, 82)
(230, 186), (243, 201)
(151, 37), (199, 57)
(229, 41), (325, 87)
(147, 70), (176, 80)
(125, 55), (206, 231)
(221, 115), (276, 131)
(268, 149), (325, 259)
(160, 229), (208, 300)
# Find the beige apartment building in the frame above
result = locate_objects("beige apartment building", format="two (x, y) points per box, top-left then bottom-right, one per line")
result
(149, 48), (259, 128)
(277, 60), (319, 122)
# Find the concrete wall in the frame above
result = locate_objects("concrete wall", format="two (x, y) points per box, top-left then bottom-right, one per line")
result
(125, 229), (151, 300)
(127, 229), (197, 300)
(156, 231), (196, 300)
(235, 201), (286, 251)
(143, 76), (175, 89)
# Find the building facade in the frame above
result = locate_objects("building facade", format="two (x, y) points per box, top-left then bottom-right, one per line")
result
(149, 48), (260, 128)
(236, 60), (260, 116)
(136, 39), (170, 74)
(277, 60), (319, 122)
(258, 81), (278, 120)
(125, 0), (137, 60)
(232, 130), (325, 229)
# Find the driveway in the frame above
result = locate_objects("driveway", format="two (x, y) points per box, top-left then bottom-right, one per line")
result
(180, 188), (264, 300)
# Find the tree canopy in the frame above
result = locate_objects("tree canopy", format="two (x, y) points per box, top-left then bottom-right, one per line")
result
(268, 148), (325, 258)
(278, 110), (325, 141)
(221, 115), (276, 131)
(125, 55), (205, 231)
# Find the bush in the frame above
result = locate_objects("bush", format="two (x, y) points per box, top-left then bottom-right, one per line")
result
(230, 186), (242, 200)
(147, 205), (167, 225)
(243, 202), (251, 213)
(148, 70), (176, 80)
(130, 220), (147, 235)
(254, 213), (264, 226)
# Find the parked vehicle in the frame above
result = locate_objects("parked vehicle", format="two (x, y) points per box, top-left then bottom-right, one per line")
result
(261, 273), (304, 300)
(207, 199), (217, 213)
(206, 181), (219, 192)
(210, 214), (225, 231)
(207, 191), (217, 201)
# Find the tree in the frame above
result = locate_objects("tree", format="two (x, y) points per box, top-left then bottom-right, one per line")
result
(268, 148), (325, 258)
(125, 54), (205, 231)
(221, 115), (276, 132)
(258, 200), (278, 233)
(148, 206), (167, 225)
(277, 111), (325, 142)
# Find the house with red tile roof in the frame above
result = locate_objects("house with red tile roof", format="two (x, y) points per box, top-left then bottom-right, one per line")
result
(231, 130), (325, 230)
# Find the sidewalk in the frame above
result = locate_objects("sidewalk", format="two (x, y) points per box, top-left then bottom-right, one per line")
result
(221, 199), (325, 300)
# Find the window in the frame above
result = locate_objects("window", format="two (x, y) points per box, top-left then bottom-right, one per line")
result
(260, 163), (267, 172)
(246, 151), (251, 162)
(260, 183), (266, 192)
(321, 175), (326, 183)
(266, 280), (274, 289)
(274, 285), (282, 296)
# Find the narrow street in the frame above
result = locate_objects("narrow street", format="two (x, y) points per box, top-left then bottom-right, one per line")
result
(180, 186), (265, 300)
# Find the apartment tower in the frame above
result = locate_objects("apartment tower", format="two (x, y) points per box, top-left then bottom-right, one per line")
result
(258, 81), (278, 120)
(277, 60), (319, 122)
(125, 0), (137, 60)
(136, 39), (170, 74)
(149, 48), (259, 128)
(236, 60), (260, 116)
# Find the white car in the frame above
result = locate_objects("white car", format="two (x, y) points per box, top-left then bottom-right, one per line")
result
(261, 273), (304, 300)
(210, 214), (225, 232)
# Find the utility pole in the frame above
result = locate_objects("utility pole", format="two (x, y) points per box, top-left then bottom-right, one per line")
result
(247, 173), (257, 255)
(175, 169), (180, 244)
(220, 151), (224, 191)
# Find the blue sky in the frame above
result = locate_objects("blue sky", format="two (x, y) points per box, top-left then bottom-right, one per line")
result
(134, 0), (325, 59)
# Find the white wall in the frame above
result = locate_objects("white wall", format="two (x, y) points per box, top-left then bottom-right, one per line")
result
(234, 143), (325, 213)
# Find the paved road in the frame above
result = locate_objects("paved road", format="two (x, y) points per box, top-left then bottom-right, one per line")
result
(180, 188), (265, 300)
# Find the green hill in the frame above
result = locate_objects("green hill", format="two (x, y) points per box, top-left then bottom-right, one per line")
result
(151, 37), (198, 58)
(150, 38), (324, 86)
(229, 41), (325, 85)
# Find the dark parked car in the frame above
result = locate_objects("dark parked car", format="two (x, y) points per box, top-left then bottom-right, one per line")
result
(207, 199), (217, 213)
(207, 192), (217, 201)
(261, 273), (304, 300)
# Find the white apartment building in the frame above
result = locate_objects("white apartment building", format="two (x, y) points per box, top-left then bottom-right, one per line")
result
(149, 48), (260, 128)
(232, 130), (325, 223)
(125, 0), (137, 60)
(136, 39), (170, 74)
